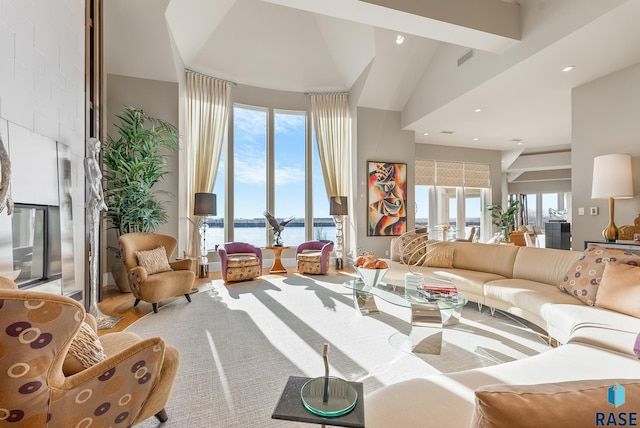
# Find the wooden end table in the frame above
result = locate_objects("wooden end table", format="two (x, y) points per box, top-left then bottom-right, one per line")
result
(267, 246), (289, 274)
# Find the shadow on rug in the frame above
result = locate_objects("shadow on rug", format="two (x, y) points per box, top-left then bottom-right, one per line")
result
(129, 274), (549, 427)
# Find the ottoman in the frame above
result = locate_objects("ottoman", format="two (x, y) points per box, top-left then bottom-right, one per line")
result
(226, 253), (261, 282)
(297, 250), (325, 275)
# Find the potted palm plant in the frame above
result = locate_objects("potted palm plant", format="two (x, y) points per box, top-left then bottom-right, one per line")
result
(487, 200), (520, 242)
(103, 106), (179, 291)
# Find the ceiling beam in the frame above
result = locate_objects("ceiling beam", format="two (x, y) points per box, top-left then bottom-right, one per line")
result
(261, 0), (520, 53)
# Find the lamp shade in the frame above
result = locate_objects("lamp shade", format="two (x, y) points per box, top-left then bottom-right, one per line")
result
(591, 154), (634, 199)
(330, 196), (348, 216)
(194, 193), (217, 216)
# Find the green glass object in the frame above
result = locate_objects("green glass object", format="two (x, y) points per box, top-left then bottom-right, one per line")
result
(300, 376), (357, 417)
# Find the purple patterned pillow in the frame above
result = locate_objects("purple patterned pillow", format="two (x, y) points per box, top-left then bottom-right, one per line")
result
(635, 332), (640, 359)
(558, 245), (640, 306)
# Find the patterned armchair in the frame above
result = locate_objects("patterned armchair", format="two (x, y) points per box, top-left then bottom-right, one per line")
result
(296, 240), (334, 275)
(0, 277), (179, 426)
(119, 233), (195, 313)
(218, 242), (262, 282)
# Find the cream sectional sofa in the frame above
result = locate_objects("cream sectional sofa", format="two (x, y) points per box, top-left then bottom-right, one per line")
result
(364, 240), (640, 427)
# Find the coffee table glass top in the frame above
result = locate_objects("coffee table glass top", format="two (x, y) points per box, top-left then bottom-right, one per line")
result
(344, 278), (468, 310)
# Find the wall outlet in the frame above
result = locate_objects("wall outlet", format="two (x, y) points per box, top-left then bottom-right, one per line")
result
(384, 249), (389, 256)
(578, 207), (585, 215)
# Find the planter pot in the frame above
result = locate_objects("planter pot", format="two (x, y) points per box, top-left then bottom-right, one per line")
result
(111, 257), (131, 293)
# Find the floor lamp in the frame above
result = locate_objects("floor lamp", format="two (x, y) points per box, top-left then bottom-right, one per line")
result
(194, 192), (217, 278)
(330, 196), (348, 270)
(591, 154), (634, 242)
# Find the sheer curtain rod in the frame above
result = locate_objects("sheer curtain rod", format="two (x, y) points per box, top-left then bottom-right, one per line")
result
(185, 69), (237, 86)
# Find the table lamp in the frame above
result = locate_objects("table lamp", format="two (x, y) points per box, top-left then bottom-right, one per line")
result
(194, 192), (217, 277)
(330, 196), (348, 270)
(591, 154), (633, 242)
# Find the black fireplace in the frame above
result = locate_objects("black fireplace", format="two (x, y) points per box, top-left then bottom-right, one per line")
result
(12, 204), (62, 288)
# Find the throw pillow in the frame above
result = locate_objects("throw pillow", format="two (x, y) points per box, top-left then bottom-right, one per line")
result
(557, 245), (640, 306)
(136, 246), (173, 275)
(471, 379), (640, 428)
(422, 241), (455, 268)
(63, 321), (107, 376)
(595, 262), (640, 318)
(635, 332), (640, 359)
(397, 233), (429, 265)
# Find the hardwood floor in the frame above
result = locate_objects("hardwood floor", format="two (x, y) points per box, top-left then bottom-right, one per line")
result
(96, 271), (222, 336)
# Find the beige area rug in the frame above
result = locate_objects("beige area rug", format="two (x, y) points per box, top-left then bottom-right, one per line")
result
(129, 273), (549, 427)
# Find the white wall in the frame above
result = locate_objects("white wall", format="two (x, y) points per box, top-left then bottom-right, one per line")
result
(356, 107), (415, 259)
(572, 62), (640, 249)
(0, 0), (85, 289)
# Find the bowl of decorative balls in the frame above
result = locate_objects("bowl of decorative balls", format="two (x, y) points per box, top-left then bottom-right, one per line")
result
(354, 253), (389, 288)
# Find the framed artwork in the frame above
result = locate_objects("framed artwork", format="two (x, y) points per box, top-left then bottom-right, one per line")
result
(367, 161), (407, 236)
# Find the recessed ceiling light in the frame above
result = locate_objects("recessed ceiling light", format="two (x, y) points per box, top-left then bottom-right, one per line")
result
(474, 108), (483, 113)
(473, 138), (479, 141)
(423, 132), (429, 136)
(562, 65), (576, 72)
(395, 34), (404, 45)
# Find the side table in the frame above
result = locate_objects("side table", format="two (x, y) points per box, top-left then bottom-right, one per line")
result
(266, 246), (289, 274)
(272, 376), (365, 427)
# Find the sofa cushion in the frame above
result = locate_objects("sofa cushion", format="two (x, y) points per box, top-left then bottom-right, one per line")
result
(558, 245), (640, 306)
(422, 241), (455, 268)
(136, 246), (173, 275)
(63, 321), (107, 376)
(227, 253), (260, 267)
(595, 262), (640, 318)
(512, 246), (582, 287)
(472, 379), (640, 428)
(450, 242), (519, 278)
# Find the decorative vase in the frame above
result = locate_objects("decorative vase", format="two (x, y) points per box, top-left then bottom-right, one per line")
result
(501, 227), (510, 242)
(111, 257), (131, 293)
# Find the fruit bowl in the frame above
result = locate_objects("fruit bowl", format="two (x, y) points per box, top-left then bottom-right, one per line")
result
(355, 267), (388, 288)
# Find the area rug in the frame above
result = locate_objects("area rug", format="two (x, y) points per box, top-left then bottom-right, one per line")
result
(129, 273), (549, 427)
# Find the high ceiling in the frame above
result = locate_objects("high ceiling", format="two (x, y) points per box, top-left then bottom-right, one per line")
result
(105, 0), (640, 177)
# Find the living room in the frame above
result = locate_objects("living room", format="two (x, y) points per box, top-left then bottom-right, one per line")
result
(2, 0), (640, 427)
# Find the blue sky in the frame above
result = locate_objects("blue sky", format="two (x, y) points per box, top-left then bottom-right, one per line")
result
(212, 106), (330, 220)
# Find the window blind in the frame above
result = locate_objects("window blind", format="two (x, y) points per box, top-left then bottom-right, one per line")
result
(415, 160), (490, 188)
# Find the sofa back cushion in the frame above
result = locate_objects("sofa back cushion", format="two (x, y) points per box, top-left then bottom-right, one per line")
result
(450, 242), (519, 278)
(512, 246), (583, 286)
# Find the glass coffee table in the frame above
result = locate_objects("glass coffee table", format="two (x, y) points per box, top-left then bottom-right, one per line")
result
(344, 278), (468, 355)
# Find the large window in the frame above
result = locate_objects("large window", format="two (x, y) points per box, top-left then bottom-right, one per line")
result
(204, 103), (331, 249)
(233, 106), (267, 246)
(274, 111), (306, 246)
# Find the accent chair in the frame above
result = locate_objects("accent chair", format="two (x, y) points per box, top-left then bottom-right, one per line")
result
(296, 240), (334, 275)
(218, 242), (262, 282)
(119, 232), (195, 313)
(0, 276), (179, 426)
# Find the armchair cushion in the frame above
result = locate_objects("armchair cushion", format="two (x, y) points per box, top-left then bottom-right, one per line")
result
(62, 321), (106, 376)
(136, 246), (173, 275)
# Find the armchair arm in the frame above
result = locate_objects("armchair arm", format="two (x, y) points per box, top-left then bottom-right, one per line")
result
(54, 337), (168, 426)
(218, 247), (228, 279)
(128, 266), (148, 299)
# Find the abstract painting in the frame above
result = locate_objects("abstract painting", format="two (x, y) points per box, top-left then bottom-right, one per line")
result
(367, 161), (407, 236)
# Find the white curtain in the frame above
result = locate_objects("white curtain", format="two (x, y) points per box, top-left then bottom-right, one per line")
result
(310, 94), (350, 200)
(185, 71), (231, 256)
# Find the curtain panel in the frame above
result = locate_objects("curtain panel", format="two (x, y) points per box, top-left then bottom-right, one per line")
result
(185, 71), (231, 256)
(310, 93), (350, 200)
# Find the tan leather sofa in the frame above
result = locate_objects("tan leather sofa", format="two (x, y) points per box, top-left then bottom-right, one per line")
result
(363, 240), (640, 427)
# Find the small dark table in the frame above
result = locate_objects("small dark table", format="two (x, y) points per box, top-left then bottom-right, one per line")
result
(272, 376), (365, 427)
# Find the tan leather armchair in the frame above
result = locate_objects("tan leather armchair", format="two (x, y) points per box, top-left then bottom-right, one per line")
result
(119, 233), (195, 313)
(0, 277), (179, 426)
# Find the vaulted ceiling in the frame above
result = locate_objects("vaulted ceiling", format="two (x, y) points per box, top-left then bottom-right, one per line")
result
(104, 0), (640, 179)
